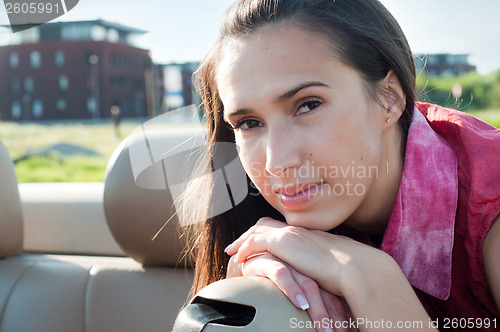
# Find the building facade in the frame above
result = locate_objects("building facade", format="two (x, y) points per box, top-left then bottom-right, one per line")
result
(0, 20), (160, 121)
(415, 53), (476, 77)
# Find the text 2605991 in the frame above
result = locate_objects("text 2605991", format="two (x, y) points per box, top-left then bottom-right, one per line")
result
(5, 2), (61, 14)
(430, 317), (497, 329)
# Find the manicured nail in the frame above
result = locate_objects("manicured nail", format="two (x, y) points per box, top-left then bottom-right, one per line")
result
(295, 294), (309, 310)
(224, 243), (233, 254)
(325, 328), (334, 332)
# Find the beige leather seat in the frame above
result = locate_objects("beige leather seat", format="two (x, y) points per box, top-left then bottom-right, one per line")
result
(174, 276), (316, 331)
(0, 128), (196, 332)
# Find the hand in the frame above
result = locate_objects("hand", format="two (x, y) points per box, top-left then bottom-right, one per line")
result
(225, 217), (375, 296)
(227, 252), (355, 332)
(226, 217), (436, 331)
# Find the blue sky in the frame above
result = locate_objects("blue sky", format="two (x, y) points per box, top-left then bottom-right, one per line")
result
(1, 0), (499, 74)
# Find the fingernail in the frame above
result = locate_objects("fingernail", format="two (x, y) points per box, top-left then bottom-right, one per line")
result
(295, 294), (309, 310)
(224, 243), (233, 254)
(325, 328), (334, 332)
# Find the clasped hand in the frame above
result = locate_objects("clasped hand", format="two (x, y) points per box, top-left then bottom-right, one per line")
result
(224, 217), (380, 332)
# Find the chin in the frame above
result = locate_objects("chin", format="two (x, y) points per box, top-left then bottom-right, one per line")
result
(282, 210), (341, 231)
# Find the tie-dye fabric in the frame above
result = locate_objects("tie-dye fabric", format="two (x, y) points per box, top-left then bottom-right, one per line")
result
(379, 102), (500, 325)
(381, 108), (457, 300)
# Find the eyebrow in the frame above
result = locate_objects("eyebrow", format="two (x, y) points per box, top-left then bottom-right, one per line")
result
(225, 81), (330, 119)
(275, 81), (330, 103)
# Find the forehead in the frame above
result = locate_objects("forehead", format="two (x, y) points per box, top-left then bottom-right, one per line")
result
(215, 24), (341, 104)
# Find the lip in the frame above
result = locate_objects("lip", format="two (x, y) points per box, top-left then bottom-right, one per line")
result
(275, 183), (324, 208)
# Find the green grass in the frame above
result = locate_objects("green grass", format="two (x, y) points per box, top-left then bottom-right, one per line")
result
(13, 155), (108, 182)
(417, 70), (500, 111)
(0, 121), (141, 183)
(0, 122), (136, 159)
(0, 111), (499, 183)
(468, 109), (500, 128)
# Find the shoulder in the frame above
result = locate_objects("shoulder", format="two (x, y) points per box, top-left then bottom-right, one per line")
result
(417, 103), (500, 306)
(415, 103), (500, 210)
(416, 102), (500, 142)
(483, 216), (500, 312)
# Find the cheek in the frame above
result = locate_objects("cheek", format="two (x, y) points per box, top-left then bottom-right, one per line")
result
(334, 110), (381, 152)
(312, 120), (382, 178)
(236, 139), (267, 187)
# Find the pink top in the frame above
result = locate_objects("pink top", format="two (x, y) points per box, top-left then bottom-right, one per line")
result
(379, 102), (500, 328)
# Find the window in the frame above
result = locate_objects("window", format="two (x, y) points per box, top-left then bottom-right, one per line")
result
(107, 29), (119, 43)
(446, 54), (456, 65)
(111, 76), (132, 91)
(61, 23), (91, 41)
(9, 52), (19, 68)
(11, 100), (21, 119)
(24, 76), (34, 93)
(457, 55), (467, 65)
(11, 27), (40, 44)
(91, 25), (106, 41)
(56, 99), (67, 111)
(113, 53), (128, 67)
(55, 50), (65, 67)
(32, 99), (43, 118)
(11, 78), (20, 94)
(87, 97), (97, 114)
(30, 51), (41, 69)
(59, 75), (69, 91)
(118, 99), (132, 114)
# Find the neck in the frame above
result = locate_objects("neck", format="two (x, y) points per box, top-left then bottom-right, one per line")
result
(346, 124), (405, 234)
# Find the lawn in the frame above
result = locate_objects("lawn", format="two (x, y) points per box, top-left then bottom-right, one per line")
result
(468, 109), (500, 128)
(0, 119), (198, 182)
(0, 120), (136, 182)
(1, 109), (499, 183)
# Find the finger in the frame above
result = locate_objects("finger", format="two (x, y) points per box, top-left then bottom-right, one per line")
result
(232, 224), (298, 264)
(289, 269), (334, 332)
(227, 253), (268, 278)
(224, 217), (286, 255)
(320, 290), (352, 332)
(226, 255), (243, 278)
(232, 233), (268, 263)
(242, 254), (310, 311)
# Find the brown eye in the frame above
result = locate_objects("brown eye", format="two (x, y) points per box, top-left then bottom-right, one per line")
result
(297, 99), (323, 115)
(233, 119), (263, 131)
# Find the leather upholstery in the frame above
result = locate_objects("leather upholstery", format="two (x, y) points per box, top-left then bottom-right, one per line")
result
(0, 128), (196, 332)
(20, 182), (123, 256)
(175, 277), (315, 332)
(103, 128), (202, 267)
(0, 254), (193, 332)
(0, 142), (23, 259)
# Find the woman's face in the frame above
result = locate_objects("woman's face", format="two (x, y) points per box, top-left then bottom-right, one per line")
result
(217, 24), (389, 231)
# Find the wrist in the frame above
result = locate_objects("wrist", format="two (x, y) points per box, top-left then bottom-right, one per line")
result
(339, 249), (397, 303)
(339, 250), (434, 330)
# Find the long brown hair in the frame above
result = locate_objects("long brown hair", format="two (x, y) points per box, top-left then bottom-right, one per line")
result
(183, 0), (416, 295)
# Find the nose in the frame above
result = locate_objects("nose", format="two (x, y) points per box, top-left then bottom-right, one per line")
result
(265, 124), (301, 176)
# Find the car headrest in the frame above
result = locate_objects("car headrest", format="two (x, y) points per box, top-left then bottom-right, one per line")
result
(173, 276), (315, 331)
(103, 127), (204, 267)
(0, 141), (24, 259)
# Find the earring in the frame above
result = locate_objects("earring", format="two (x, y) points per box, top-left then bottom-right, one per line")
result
(386, 117), (393, 173)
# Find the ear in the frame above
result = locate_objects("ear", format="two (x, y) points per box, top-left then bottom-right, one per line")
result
(382, 70), (406, 126)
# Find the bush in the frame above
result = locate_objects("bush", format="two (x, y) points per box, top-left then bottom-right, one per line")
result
(417, 69), (500, 111)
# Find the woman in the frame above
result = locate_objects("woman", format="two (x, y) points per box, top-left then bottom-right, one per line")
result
(182, 0), (500, 330)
